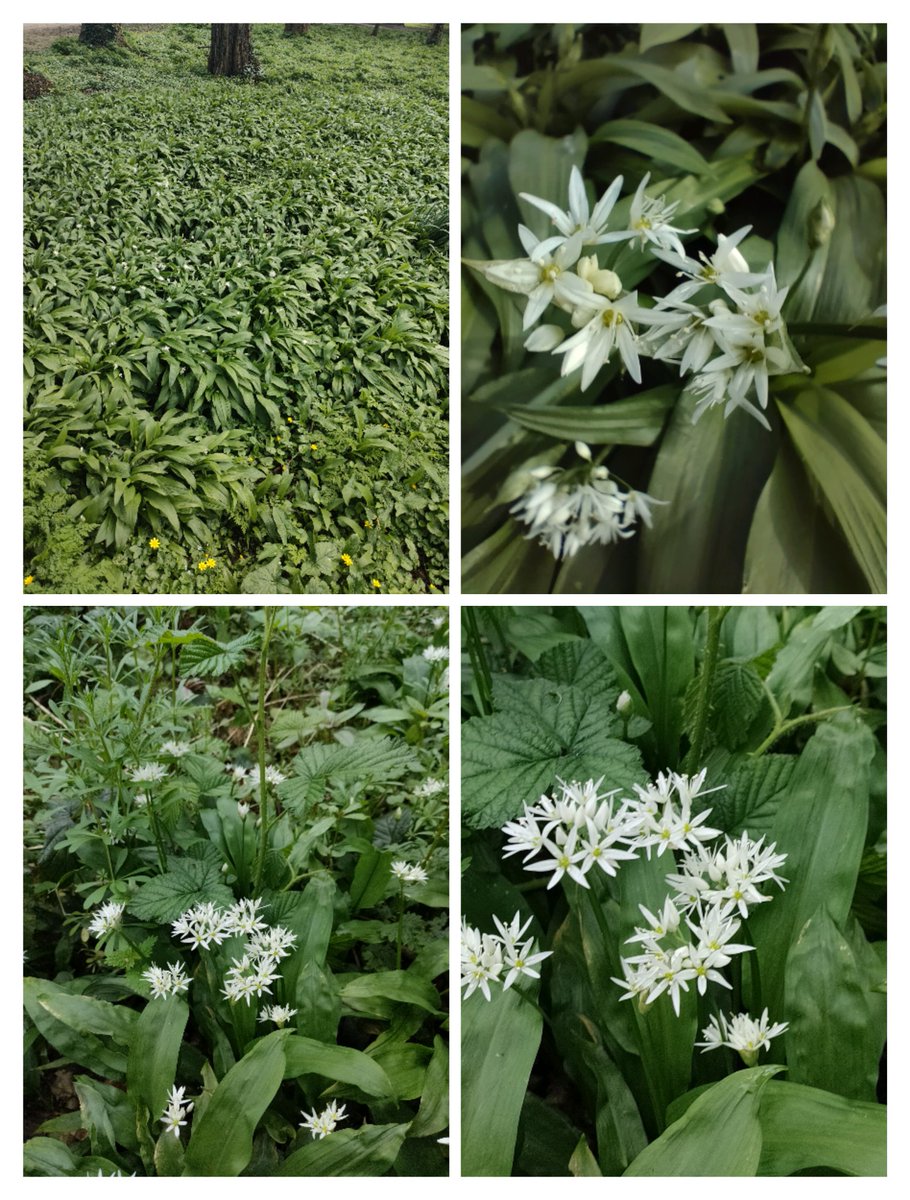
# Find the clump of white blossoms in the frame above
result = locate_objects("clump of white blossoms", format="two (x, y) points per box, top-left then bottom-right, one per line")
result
(160, 1084), (193, 1140)
(246, 763), (287, 788)
(697, 1008), (789, 1066)
(423, 645), (450, 663)
(300, 1100), (347, 1139)
(499, 767), (788, 1019)
(511, 441), (666, 560)
(470, 165), (804, 434)
(391, 860), (429, 885)
(142, 961), (191, 999)
(160, 740), (191, 758)
(88, 900), (125, 939)
(258, 1003), (297, 1027)
(414, 777), (446, 798)
(461, 912), (553, 1002)
(129, 762), (167, 783)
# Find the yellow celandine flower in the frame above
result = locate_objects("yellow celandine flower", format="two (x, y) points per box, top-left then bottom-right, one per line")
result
(206, 557), (216, 568)
(24, 575), (34, 586)
(310, 443), (319, 450)
(149, 537), (160, 550)
(364, 520), (373, 528)
(287, 417), (294, 423)
(197, 561), (208, 571)
(371, 579), (381, 588)
(341, 553), (353, 567)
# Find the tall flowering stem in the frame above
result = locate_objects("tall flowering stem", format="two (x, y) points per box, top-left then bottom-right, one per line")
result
(252, 608), (278, 894)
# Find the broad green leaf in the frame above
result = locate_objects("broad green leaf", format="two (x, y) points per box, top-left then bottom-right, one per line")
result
(639, 24), (702, 51)
(591, 119), (709, 174)
(340, 970), (442, 1015)
(757, 1080), (886, 1176)
(409, 1034), (449, 1138)
(507, 128), (587, 242)
(765, 605), (861, 716)
(784, 907), (886, 1101)
(461, 677), (644, 828)
(294, 960), (341, 1043)
(570, 1136), (603, 1176)
(722, 23), (759, 73)
(154, 1129), (185, 1176)
(276, 1123), (410, 1176)
(23, 977), (127, 1078)
(283, 1035), (394, 1097)
(503, 388), (676, 447)
(182, 1031), (288, 1177)
(23, 1137), (78, 1177)
(462, 987), (543, 1176)
(778, 389), (885, 592)
(516, 1093), (582, 1176)
(367, 1042), (431, 1100)
(500, 611), (580, 662)
(748, 715), (875, 1018)
(349, 847), (393, 911)
(128, 857), (234, 924)
(127, 997), (189, 1122)
(709, 754), (796, 837)
(624, 1066), (784, 1176)
(617, 606), (695, 766)
(177, 631), (259, 678)
(280, 873), (337, 993)
(36, 987), (137, 1043)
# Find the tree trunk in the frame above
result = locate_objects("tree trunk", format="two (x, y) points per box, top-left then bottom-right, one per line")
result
(208, 24), (255, 76)
(372, 25), (380, 37)
(426, 24), (444, 46)
(78, 24), (124, 48)
(283, 24), (309, 37)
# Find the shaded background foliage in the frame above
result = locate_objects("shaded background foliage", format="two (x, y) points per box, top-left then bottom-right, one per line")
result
(462, 24), (886, 594)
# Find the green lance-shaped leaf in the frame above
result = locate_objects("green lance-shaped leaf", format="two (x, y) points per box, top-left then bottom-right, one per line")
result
(349, 846), (393, 911)
(283, 1035), (394, 1098)
(502, 389), (676, 447)
(340, 970), (442, 1015)
(127, 997), (189, 1124)
(182, 1030), (288, 1177)
(277, 1123), (411, 1176)
(409, 1035), (449, 1138)
(784, 907), (885, 1102)
(624, 1066), (784, 1176)
(747, 715), (875, 1020)
(757, 1080), (886, 1176)
(24, 978), (128, 1078)
(462, 987), (543, 1176)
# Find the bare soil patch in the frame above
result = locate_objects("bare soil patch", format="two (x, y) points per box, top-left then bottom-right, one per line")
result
(23, 24), (166, 52)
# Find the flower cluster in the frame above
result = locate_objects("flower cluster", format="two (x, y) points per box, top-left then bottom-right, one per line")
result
(258, 1003), (298, 1027)
(160, 740), (191, 758)
(221, 921), (298, 1006)
(500, 768), (788, 1022)
(472, 166), (804, 433)
(300, 1100), (347, 1139)
(697, 1008), (789, 1065)
(391, 860), (429, 885)
(510, 441), (665, 559)
(160, 1084), (193, 1140)
(414, 777), (446, 798)
(88, 900), (125, 939)
(142, 961), (191, 999)
(461, 912), (553, 1002)
(423, 645), (449, 663)
(129, 762), (167, 783)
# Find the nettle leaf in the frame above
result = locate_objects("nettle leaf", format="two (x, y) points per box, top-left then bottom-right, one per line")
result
(177, 632), (260, 678)
(462, 677), (645, 829)
(128, 857), (235, 924)
(683, 660), (766, 753)
(280, 738), (419, 814)
(706, 754), (796, 837)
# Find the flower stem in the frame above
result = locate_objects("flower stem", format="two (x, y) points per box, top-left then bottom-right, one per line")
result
(463, 608), (494, 716)
(750, 704), (855, 758)
(395, 884), (405, 970)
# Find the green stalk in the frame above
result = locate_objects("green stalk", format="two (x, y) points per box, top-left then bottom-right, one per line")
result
(750, 704), (854, 758)
(463, 608), (494, 716)
(252, 609), (277, 894)
(395, 883), (405, 969)
(686, 606), (726, 771)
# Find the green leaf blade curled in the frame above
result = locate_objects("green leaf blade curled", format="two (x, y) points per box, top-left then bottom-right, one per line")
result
(624, 1066), (784, 1176)
(276, 1123), (410, 1176)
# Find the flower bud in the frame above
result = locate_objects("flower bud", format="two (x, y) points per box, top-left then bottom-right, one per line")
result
(808, 198), (835, 248)
(577, 255), (622, 298)
(524, 323), (565, 352)
(616, 690), (631, 714)
(574, 441), (593, 462)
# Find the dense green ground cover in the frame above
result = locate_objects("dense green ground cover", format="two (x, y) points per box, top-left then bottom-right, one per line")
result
(24, 606), (449, 1175)
(24, 25), (448, 594)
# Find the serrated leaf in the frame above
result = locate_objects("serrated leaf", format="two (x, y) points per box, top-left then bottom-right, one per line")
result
(128, 858), (235, 924)
(462, 677), (645, 829)
(280, 738), (419, 814)
(178, 631), (259, 678)
(708, 754), (796, 837)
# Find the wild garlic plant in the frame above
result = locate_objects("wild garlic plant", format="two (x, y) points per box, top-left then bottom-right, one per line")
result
(498, 770), (788, 1052)
(469, 166), (807, 559)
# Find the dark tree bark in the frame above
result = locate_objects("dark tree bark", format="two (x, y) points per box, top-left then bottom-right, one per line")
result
(372, 25), (380, 37)
(426, 24), (444, 45)
(283, 24), (309, 37)
(78, 24), (124, 48)
(208, 24), (255, 76)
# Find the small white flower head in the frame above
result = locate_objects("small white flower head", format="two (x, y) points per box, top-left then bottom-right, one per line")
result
(226, 763), (248, 783)
(300, 1100), (347, 1139)
(160, 1083), (194, 1139)
(461, 913), (551, 1000)
(160, 740), (191, 758)
(237, 800), (250, 818)
(697, 1009), (788, 1065)
(391, 860), (429, 886)
(422, 645), (449, 663)
(246, 764), (287, 788)
(134, 792), (149, 808)
(414, 777), (446, 798)
(616, 690), (632, 714)
(129, 762), (167, 783)
(88, 901), (125, 939)
(143, 961), (190, 999)
(258, 1003), (298, 1027)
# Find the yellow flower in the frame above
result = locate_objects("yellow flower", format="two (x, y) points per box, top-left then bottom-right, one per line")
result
(24, 575), (34, 586)
(364, 519), (373, 528)
(148, 537), (160, 550)
(197, 561), (208, 571)
(371, 578), (381, 588)
(310, 443), (319, 450)
(341, 553), (353, 567)
(287, 417), (294, 423)
(206, 557), (216, 568)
